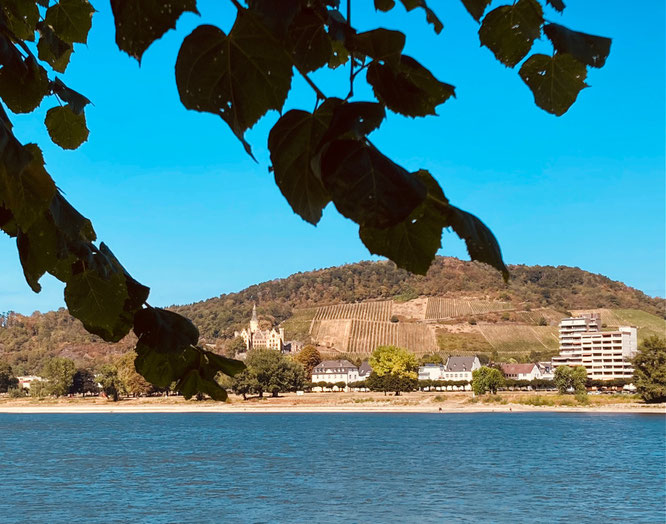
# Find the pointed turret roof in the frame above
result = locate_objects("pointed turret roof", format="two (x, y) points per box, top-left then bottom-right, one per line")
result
(251, 303), (258, 322)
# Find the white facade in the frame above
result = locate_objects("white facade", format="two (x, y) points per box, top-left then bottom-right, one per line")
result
(17, 375), (42, 390)
(500, 363), (542, 381)
(552, 315), (637, 379)
(418, 364), (445, 381)
(312, 360), (359, 385)
(418, 356), (481, 382)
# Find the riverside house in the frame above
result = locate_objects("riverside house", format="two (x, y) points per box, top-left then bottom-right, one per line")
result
(312, 360), (360, 385)
(417, 355), (482, 382)
(500, 363), (542, 381)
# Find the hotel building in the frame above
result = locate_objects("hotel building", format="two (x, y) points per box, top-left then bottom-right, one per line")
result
(552, 314), (637, 380)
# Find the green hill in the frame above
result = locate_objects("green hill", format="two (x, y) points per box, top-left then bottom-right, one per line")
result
(0, 257), (663, 373)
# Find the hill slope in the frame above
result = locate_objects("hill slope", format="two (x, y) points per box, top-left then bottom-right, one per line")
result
(1, 257), (663, 373)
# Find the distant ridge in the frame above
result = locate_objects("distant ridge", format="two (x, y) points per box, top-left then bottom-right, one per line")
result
(1, 257), (663, 372)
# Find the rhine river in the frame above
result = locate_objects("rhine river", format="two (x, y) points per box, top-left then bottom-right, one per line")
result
(0, 412), (663, 523)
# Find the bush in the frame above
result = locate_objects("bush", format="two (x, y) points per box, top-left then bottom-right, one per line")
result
(575, 392), (589, 405)
(7, 387), (26, 398)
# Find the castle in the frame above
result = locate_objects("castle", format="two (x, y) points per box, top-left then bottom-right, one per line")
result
(234, 304), (284, 352)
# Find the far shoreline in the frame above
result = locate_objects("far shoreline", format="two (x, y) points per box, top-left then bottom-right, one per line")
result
(0, 402), (663, 415)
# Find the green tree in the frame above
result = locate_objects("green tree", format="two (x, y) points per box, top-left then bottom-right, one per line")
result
(0, 361), (18, 393)
(0, 0), (610, 399)
(293, 345), (322, 378)
(369, 345), (418, 380)
(472, 366), (505, 395)
(633, 336), (666, 403)
(98, 364), (120, 402)
(367, 371), (417, 396)
(115, 352), (153, 397)
(233, 349), (305, 398)
(70, 368), (98, 397)
(553, 365), (588, 394)
(553, 365), (573, 394)
(41, 357), (76, 397)
(571, 366), (588, 395)
(225, 337), (248, 358)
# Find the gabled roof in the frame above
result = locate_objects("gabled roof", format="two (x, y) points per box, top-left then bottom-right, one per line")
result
(500, 363), (538, 375)
(358, 362), (372, 375)
(314, 360), (358, 371)
(445, 356), (477, 372)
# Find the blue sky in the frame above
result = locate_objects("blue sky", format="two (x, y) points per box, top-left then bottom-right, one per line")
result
(2, 0), (664, 315)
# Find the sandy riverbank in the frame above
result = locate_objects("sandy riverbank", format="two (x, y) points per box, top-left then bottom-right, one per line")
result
(1, 392), (664, 414)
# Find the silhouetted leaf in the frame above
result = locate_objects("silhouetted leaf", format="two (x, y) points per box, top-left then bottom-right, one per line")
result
(479, 0), (543, 67)
(0, 204), (16, 237)
(44, 0), (94, 44)
(204, 350), (245, 377)
(318, 101), (385, 147)
(49, 191), (96, 245)
(1, 144), (55, 231)
(2, 0), (40, 41)
(546, 0), (565, 12)
(176, 17), (293, 156)
(134, 307), (199, 354)
(64, 253), (130, 342)
(177, 367), (228, 401)
(110, 0), (198, 61)
(367, 55), (455, 117)
(247, 0), (300, 38)
(50, 78), (90, 114)
(135, 344), (198, 388)
(268, 101), (339, 224)
(519, 53), (587, 116)
(544, 23), (611, 68)
(348, 28), (405, 68)
(374, 0), (395, 11)
(175, 348), (244, 400)
(44, 105), (89, 150)
(37, 22), (73, 73)
(98, 242), (150, 329)
(447, 206), (509, 280)
(398, 0), (443, 34)
(460, 0), (492, 22)
(288, 7), (332, 72)
(15, 191), (95, 292)
(359, 170), (449, 274)
(328, 39), (349, 68)
(320, 140), (426, 229)
(0, 57), (49, 113)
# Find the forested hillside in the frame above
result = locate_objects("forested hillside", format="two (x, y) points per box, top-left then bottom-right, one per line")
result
(1, 257), (663, 373)
(173, 257), (663, 338)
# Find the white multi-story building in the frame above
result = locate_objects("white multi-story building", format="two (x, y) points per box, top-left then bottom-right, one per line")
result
(312, 360), (360, 385)
(552, 315), (637, 380)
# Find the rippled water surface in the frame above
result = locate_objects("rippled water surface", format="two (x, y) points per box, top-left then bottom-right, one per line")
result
(0, 412), (664, 523)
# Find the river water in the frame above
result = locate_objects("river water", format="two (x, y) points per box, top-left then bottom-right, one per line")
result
(0, 412), (663, 523)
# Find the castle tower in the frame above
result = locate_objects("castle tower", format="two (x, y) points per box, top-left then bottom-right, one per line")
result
(250, 303), (259, 333)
